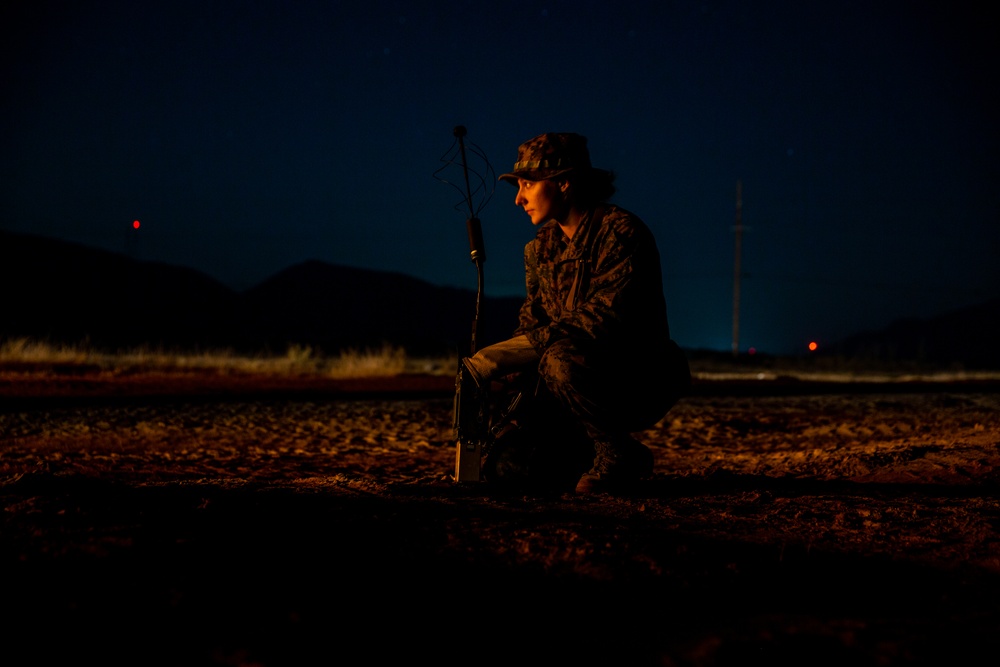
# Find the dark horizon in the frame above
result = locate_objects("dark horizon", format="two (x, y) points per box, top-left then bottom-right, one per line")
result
(3, 227), (998, 369)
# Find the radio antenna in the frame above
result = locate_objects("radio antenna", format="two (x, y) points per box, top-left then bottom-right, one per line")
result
(434, 125), (495, 354)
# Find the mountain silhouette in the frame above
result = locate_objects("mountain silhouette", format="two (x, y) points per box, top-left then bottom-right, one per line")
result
(239, 259), (520, 354)
(0, 230), (521, 355)
(822, 297), (1000, 368)
(2, 229), (997, 367)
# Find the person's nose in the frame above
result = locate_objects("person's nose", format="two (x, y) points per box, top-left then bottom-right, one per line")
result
(515, 186), (527, 206)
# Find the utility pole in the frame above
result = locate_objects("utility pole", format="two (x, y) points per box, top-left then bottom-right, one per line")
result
(731, 180), (742, 358)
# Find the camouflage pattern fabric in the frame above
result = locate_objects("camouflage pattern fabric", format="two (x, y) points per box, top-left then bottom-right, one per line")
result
(513, 132), (592, 172)
(514, 205), (684, 441)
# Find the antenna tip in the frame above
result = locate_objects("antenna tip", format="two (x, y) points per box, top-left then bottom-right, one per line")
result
(453, 125), (467, 138)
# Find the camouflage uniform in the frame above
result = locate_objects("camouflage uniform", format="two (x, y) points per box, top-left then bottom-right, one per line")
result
(469, 131), (689, 493)
(515, 204), (683, 447)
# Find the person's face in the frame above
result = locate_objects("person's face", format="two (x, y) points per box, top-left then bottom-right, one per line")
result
(514, 178), (567, 226)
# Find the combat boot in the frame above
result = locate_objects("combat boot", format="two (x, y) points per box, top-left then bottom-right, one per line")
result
(574, 436), (653, 495)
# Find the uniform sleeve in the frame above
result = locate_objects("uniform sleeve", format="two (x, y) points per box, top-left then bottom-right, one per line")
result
(523, 210), (653, 351)
(514, 239), (547, 343)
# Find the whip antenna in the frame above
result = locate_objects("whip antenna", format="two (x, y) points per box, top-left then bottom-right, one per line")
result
(434, 126), (497, 484)
(455, 126), (475, 219)
(435, 125), (495, 354)
(455, 126), (486, 271)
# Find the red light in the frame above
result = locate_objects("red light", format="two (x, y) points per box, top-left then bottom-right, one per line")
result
(808, 341), (818, 352)
(133, 220), (141, 229)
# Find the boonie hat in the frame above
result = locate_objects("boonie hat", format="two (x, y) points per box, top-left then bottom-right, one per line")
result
(498, 132), (608, 184)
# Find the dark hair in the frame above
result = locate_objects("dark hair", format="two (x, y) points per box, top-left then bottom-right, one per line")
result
(567, 169), (616, 208)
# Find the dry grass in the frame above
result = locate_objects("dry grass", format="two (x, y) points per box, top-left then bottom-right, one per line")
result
(5, 336), (996, 384)
(0, 337), (458, 378)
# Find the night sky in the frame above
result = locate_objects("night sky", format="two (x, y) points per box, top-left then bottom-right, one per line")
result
(3, 1), (997, 355)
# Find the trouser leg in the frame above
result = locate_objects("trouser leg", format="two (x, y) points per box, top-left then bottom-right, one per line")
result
(536, 339), (670, 441)
(536, 339), (668, 492)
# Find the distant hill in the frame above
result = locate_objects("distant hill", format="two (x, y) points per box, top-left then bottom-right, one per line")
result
(0, 230), (522, 355)
(822, 297), (1000, 369)
(239, 260), (520, 354)
(2, 230), (997, 367)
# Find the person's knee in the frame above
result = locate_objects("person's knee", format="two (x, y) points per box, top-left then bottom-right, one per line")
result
(537, 339), (585, 385)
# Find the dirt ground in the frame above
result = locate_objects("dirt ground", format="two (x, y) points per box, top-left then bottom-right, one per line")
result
(2, 367), (999, 666)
